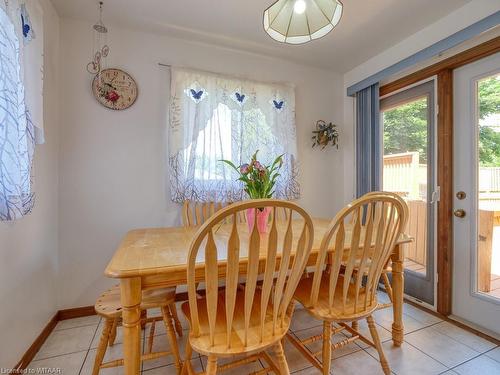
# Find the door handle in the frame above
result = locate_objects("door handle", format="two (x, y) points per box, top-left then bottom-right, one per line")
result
(454, 209), (466, 218)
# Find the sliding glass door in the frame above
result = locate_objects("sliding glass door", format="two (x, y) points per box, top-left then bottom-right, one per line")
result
(380, 81), (436, 306)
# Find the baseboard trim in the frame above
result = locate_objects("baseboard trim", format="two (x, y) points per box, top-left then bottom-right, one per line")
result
(13, 313), (59, 371)
(14, 306), (96, 371)
(57, 305), (96, 321)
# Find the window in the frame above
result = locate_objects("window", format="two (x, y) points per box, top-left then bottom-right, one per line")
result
(169, 68), (299, 203)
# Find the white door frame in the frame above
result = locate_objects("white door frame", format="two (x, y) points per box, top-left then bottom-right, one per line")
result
(452, 52), (500, 336)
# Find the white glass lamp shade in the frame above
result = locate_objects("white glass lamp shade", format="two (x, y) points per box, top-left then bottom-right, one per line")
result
(263, 0), (343, 44)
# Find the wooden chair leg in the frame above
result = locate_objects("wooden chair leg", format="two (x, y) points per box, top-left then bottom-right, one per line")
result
(206, 354), (218, 375)
(272, 341), (290, 375)
(92, 318), (113, 375)
(367, 315), (391, 375)
(381, 273), (394, 303)
(169, 302), (183, 337)
(147, 319), (156, 354)
(322, 321), (332, 375)
(351, 320), (359, 331)
(161, 306), (182, 375)
(182, 339), (194, 375)
(108, 318), (119, 346)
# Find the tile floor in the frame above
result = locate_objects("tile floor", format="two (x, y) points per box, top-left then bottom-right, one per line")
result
(27, 295), (500, 375)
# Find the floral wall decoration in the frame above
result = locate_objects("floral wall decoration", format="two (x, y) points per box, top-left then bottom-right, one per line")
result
(312, 120), (339, 149)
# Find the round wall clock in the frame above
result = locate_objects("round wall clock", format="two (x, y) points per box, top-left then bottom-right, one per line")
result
(92, 68), (138, 110)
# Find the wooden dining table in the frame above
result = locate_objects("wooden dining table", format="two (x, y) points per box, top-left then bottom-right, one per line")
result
(105, 218), (412, 375)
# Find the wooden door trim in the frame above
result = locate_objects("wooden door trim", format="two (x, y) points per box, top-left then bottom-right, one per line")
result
(380, 37), (500, 316)
(436, 69), (453, 315)
(380, 36), (500, 97)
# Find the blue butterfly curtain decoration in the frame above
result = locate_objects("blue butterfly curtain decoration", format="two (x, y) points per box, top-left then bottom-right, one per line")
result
(190, 89), (204, 100)
(231, 91), (247, 106)
(20, 4), (35, 43)
(185, 82), (208, 103)
(271, 98), (285, 111)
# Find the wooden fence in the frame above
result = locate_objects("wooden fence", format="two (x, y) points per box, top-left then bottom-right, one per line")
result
(384, 152), (498, 284)
(403, 200), (427, 269)
(383, 152), (427, 200)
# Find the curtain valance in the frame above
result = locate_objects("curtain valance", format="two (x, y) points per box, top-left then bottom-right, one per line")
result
(168, 68), (300, 203)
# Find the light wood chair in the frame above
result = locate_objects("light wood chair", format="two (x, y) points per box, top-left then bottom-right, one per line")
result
(181, 199), (314, 375)
(182, 200), (234, 295)
(92, 286), (183, 375)
(362, 191), (409, 308)
(287, 194), (407, 375)
(182, 201), (227, 227)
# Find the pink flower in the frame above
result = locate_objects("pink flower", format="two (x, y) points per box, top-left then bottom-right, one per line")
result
(240, 163), (250, 174)
(253, 160), (265, 171)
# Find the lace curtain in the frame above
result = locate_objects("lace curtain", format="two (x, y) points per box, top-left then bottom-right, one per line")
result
(169, 68), (300, 203)
(0, 0), (43, 220)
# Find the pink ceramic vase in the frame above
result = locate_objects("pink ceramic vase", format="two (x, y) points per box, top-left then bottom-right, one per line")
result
(246, 207), (271, 234)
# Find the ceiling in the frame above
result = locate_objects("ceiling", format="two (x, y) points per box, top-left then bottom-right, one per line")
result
(51, 0), (472, 73)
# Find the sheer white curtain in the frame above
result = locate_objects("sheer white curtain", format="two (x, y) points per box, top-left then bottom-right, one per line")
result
(0, 0), (43, 220)
(169, 68), (299, 203)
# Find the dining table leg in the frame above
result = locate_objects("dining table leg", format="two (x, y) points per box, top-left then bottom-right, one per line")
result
(121, 277), (142, 375)
(391, 244), (404, 346)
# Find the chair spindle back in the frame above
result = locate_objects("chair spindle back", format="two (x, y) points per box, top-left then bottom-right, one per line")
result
(310, 194), (406, 316)
(186, 199), (314, 350)
(182, 201), (226, 227)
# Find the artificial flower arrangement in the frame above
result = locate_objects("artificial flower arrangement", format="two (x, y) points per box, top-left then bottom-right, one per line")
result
(220, 151), (283, 233)
(312, 120), (339, 149)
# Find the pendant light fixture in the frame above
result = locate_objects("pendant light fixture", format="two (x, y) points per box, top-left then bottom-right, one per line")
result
(263, 0), (343, 44)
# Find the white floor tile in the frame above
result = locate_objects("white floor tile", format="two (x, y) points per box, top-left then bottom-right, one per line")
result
(432, 322), (496, 353)
(365, 340), (447, 375)
(330, 349), (385, 375)
(373, 306), (435, 334)
(141, 333), (181, 371)
(81, 345), (129, 375)
(290, 308), (323, 332)
(454, 355), (500, 375)
(281, 336), (316, 372)
(377, 291), (392, 305)
(402, 304), (442, 326)
(405, 327), (480, 368)
(486, 346), (500, 363)
(55, 316), (101, 331)
(28, 351), (87, 375)
(91, 320), (145, 349)
(291, 366), (319, 374)
(34, 325), (97, 360)
(143, 359), (203, 374)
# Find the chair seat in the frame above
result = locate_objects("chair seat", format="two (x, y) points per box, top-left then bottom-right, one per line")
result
(181, 289), (290, 357)
(293, 273), (378, 322)
(95, 286), (177, 318)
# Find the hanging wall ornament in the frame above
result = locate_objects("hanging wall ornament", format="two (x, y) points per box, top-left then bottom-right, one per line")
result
(86, 1), (110, 80)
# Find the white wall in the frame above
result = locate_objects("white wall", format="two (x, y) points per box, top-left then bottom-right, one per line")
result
(0, 0), (60, 367)
(58, 18), (344, 308)
(342, 0), (500, 203)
